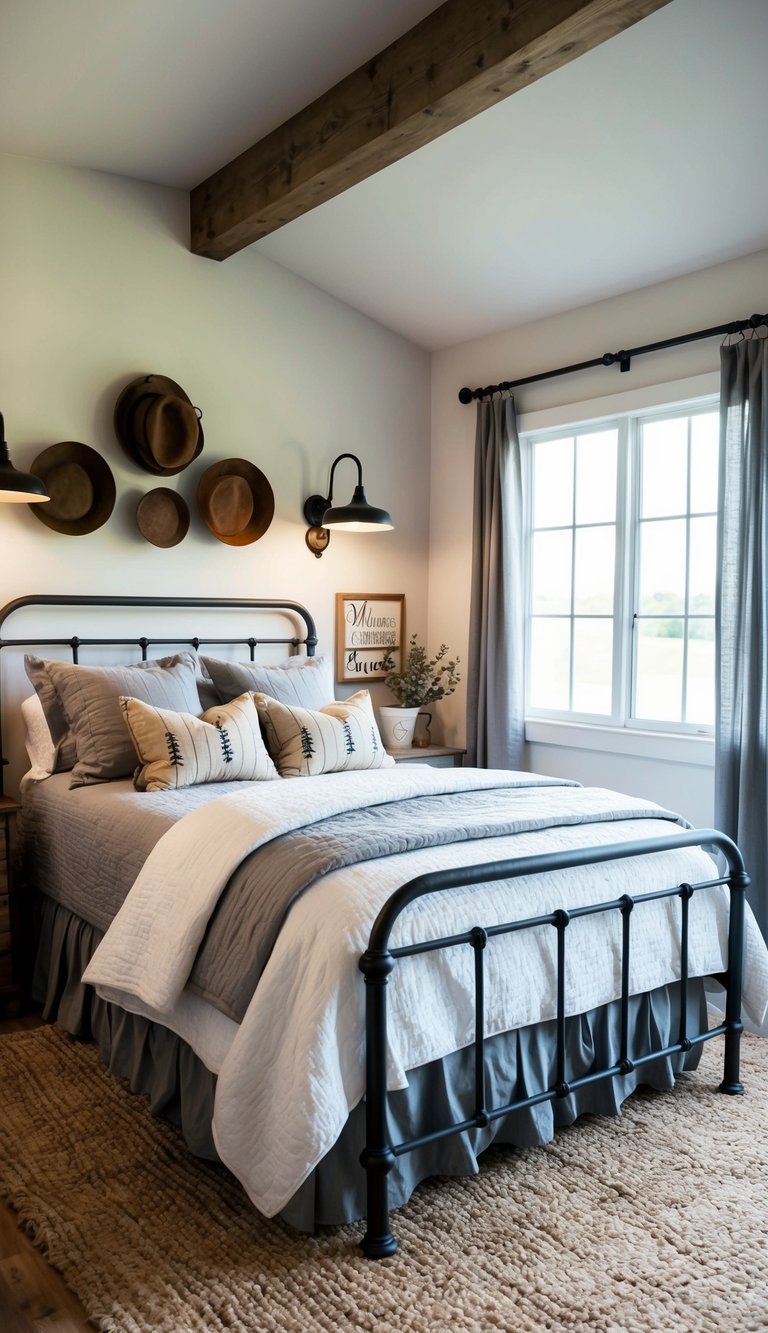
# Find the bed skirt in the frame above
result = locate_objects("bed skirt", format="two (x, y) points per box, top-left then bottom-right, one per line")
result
(33, 893), (706, 1232)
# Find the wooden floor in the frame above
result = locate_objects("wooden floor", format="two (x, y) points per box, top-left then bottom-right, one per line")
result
(0, 1009), (92, 1332)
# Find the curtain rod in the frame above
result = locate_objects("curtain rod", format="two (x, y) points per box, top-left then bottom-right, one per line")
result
(457, 311), (768, 405)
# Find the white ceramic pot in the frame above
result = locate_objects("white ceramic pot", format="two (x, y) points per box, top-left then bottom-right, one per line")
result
(378, 705), (421, 750)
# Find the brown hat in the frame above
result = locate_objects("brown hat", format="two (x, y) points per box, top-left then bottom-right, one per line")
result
(136, 488), (189, 548)
(114, 374), (204, 475)
(197, 458), (274, 546)
(28, 442), (116, 535)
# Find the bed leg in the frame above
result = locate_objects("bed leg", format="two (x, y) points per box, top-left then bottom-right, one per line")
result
(360, 1157), (397, 1259)
(359, 947), (398, 1258)
(719, 867), (748, 1096)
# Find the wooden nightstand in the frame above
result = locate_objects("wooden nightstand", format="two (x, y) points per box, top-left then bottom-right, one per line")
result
(0, 797), (22, 1015)
(387, 746), (466, 768)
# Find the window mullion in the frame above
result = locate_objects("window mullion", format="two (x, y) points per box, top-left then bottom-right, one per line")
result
(612, 417), (631, 726)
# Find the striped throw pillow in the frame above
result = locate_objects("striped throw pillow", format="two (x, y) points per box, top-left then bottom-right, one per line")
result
(120, 692), (278, 791)
(253, 689), (394, 778)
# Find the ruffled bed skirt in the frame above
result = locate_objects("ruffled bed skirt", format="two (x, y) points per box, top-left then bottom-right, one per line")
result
(34, 894), (707, 1231)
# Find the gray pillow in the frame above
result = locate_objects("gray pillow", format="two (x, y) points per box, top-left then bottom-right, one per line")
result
(44, 652), (204, 787)
(201, 654), (335, 710)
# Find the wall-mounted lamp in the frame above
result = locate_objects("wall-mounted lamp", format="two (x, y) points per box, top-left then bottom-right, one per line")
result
(303, 452), (393, 558)
(0, 412), (49, 503)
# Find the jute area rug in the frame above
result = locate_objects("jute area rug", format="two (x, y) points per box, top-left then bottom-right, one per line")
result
(0, 1026), (766, 1333)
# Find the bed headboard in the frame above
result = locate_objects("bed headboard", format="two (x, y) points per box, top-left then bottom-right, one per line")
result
(0, 594), (318, 796)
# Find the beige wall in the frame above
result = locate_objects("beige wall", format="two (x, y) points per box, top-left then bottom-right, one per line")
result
(0, 152), (430, 730)
(429, 247), (768, 823)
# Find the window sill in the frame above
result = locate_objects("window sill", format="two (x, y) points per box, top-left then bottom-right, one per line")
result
(525, 718), (714, 767)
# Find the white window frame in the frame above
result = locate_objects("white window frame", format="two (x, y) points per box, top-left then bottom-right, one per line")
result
(521, 376), (719, 759)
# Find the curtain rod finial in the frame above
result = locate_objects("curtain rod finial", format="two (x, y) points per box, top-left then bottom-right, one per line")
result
(458, 387), (474, 405)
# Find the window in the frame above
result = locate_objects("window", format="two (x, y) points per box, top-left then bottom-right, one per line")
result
(525, 399), (719, 735)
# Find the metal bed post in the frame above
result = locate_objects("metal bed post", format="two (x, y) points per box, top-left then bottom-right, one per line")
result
(719, 865), (749, 1095)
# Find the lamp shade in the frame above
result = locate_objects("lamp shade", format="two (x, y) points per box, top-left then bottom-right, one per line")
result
(0, 414), (49, 503)
(322, 484), (393, 531)
(303, 452), (393, 536)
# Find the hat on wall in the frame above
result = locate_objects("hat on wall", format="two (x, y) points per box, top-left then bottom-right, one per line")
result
(28, 441), (116, 535)
(136, 487), (190, 548)
(114, 374), (204, 475)
(197, 458), (274, 546)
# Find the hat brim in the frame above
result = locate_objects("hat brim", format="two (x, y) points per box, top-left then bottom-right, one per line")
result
(114, 374), (204, 476)
(29, 442), (116, 535)
(197, 458), (275, 546)
(136, 488), (190, 548)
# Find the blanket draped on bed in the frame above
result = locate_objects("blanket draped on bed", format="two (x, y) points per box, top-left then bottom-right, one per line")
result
(82, 767), (768, 1216)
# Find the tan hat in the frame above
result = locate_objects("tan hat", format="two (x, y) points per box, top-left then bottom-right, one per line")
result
(28, 442), (116, 535)
(114, 374), (204, 475)
(197, 458), (274, 546)
(136, 488), (190, 548)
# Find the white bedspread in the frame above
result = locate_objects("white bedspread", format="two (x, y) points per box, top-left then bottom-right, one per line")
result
(83, 768), (768, 1216)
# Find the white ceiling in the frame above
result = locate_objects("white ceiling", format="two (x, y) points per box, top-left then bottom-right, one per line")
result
(2, 0), (767, 350)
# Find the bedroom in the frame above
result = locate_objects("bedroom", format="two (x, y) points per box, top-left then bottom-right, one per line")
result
(0, 0), (767, 1328)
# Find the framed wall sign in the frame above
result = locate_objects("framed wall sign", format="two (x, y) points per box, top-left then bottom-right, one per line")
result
(335, 593), (405, 684)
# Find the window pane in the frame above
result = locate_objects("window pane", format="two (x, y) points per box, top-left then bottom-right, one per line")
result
(641, 417), (688, 517)
(634, 619), (684, 721)
(689, 516), (716, 615)
(532, 529), (572, 614)
(574, 526), (615, 613)
(529, 618), (570, 710)
(686, 620), (715, 725)
(575, 430), (618, 525)
(639, 519), (686, 615)
(690, 412), (719, 513)
(533, 438), (573, 528)
(573, 619), (613, 714)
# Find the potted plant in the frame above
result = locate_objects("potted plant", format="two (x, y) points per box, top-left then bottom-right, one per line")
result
(378, 634), (461, 750)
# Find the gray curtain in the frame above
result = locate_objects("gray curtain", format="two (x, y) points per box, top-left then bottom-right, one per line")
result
(716, 337), (768, 939)
(466, 395), (525, 770)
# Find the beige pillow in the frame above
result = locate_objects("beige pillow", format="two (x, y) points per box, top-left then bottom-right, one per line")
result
(253, 689), (394, 778)
(121, 692), (278, 791)
(45, 653), (204, 788)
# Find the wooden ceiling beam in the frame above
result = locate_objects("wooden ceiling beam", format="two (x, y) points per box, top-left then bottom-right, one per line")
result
(190, 0), (672, 261)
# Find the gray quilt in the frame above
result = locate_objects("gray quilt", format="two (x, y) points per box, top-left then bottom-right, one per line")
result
(22, 772), (685, 1024)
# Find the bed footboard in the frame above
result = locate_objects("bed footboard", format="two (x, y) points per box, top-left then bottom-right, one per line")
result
(358, 829), (748, 1259)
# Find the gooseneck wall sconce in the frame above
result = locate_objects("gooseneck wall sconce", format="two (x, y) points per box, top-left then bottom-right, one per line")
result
(303, 452), (393, 558)
(0, 412), (49, 503)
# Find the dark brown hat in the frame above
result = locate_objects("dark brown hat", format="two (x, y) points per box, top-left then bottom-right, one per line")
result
(136, 488), (189, 548)
(114, 374), (204, 475)
(28, 442), (116, 535)
(197, 458), (274, 546)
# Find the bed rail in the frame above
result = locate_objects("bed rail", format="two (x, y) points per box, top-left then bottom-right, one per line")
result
(359, 828), (748, 1258)
(0, 594), (318, 795)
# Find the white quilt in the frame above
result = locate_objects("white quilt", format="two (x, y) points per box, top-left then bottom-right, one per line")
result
(83, 767), (768, 1216)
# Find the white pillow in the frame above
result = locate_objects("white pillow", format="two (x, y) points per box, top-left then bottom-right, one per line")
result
(21, 692), (57, 780)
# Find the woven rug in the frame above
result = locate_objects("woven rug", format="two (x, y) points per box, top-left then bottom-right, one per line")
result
(0, 1026), (766, 1332)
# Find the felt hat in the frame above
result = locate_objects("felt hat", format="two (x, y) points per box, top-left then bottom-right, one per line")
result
(136, 488), (189, 548)
(114, 374), (204, 475)
(197, 458), (274, 546)
(28, 442), (116, 535)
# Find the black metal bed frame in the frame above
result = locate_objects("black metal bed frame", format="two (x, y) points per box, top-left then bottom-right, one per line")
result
(0, 594), (317, 796)
(359, 830), (748, 1258)
(0, 595), (750, 1263)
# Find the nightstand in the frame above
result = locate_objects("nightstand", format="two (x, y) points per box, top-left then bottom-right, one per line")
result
(0, 797), (22, 1015)
(387, 746), (466, 768)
